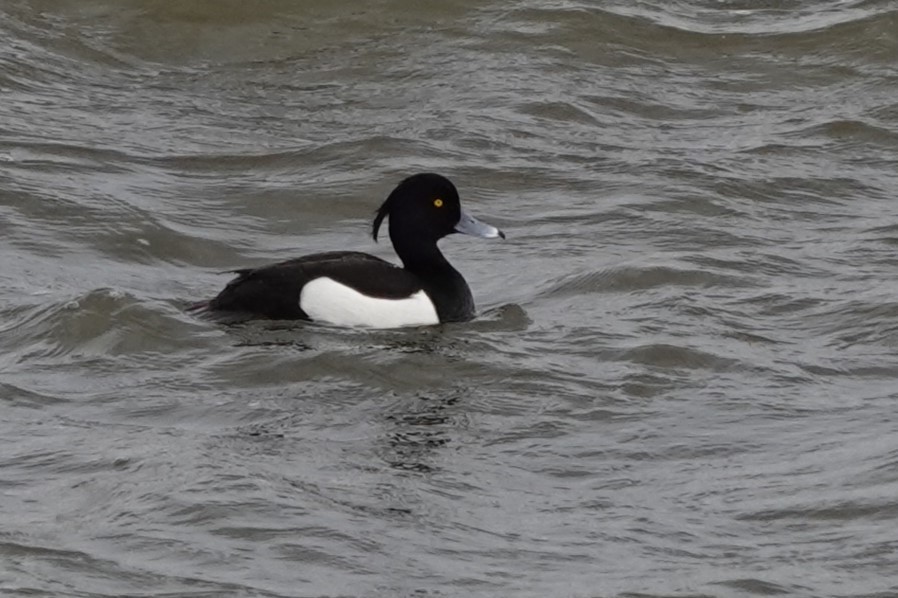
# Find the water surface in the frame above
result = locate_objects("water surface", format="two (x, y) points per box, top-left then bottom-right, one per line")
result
(2, 1), (898, 596)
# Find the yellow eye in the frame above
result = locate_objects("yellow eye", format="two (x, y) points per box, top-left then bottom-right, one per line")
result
(433, 198), (443, 208)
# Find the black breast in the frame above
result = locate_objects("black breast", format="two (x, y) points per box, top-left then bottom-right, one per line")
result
(416, 267), (475, 323)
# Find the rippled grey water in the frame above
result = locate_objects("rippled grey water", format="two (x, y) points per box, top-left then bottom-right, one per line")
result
(3, 1), (898, 596)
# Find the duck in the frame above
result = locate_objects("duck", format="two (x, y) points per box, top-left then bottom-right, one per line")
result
(190, 173), (505, 328)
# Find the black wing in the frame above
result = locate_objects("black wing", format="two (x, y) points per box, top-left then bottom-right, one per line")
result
(199, 251), (423, 320)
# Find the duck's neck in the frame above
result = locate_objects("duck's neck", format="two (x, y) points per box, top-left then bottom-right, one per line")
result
(393, 237), (451, 273)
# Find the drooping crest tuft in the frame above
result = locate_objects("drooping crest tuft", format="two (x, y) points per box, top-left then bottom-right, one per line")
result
(372, 175), (414, 241)
(372, 199), (389, 242)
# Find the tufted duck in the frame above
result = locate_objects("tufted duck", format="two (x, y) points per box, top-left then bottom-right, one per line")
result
(189, 173), (504, 327)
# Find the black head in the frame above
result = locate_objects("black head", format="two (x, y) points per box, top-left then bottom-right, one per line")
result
(372, 173), (463, 244)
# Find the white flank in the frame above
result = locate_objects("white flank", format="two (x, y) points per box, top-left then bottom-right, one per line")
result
(299, 277), (439, 328)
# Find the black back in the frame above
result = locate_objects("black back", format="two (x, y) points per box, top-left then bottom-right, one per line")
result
(207, 252), (422, 320)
